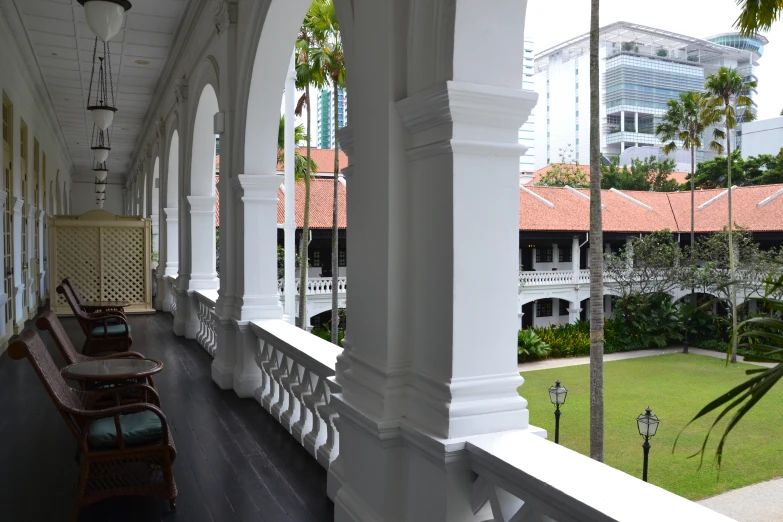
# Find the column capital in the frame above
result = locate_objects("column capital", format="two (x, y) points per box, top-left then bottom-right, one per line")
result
(232, 174), (281, 201)
(163, 207), (179, 218)
(336, 124), (354, 157)
(186, 195), (217, 213)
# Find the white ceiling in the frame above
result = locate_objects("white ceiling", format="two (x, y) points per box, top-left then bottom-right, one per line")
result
(14, 0), (189, 180)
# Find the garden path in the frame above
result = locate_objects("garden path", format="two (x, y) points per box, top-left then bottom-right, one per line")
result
(698, 477), (783, 522)
(518, 347), (775, 372)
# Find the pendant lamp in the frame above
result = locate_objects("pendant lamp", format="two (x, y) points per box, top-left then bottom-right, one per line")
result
(77, 0), (132, 43)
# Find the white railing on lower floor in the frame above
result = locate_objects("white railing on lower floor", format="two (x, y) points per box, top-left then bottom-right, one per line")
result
(193, 290), (219, 356)
(467, 431), (732, 521)
(250, 319), (342, 469)
(520, 270), (579, 286)
(278, 276), (348, 296)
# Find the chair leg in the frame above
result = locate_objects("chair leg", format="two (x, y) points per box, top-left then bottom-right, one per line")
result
(70, 460), (89, 522)
(169, 498), (177, 511)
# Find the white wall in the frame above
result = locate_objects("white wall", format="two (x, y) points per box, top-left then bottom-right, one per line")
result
(71, 182), (124, 216)
(742, 116), (783, 159)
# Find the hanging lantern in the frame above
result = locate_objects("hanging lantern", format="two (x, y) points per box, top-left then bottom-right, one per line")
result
(95, 184), (106, 194)
(97, 199), (105, 209)
(86, 39), (117, 130)
(94, 161), (108, 182)
(77, 0), (132, 43)
(91, 125), (111, 164)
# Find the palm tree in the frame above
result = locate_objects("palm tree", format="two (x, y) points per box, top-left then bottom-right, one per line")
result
(589, 0), (604, 462)
(277, 115), (317, 179)
(309, 0), (346, 345)
(702, 66), (757, 363)
(656, 92), (721, 352)
(294, 11), (326, 330)
(735, 0), (782, 34)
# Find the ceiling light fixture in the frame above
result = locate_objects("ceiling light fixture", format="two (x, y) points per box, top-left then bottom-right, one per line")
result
(77, 0), (132, 43)
(86, 38), (117, 130)
(91, 125), (111, 163)
(134, 59), (149, 65)
(94, 161), (109, 182)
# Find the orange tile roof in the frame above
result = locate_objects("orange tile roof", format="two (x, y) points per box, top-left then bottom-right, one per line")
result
(520, 184), (783, 233)
(277, 177), (347, 229)
(277, 148), (349, 174)
(529, 164), (688, 187)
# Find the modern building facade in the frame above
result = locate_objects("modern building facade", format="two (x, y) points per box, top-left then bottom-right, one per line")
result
(519, 38), (536, 172)
(317, 86), (347, 150)
(741, 116), (783, 159)
(534, 22), (767, 169)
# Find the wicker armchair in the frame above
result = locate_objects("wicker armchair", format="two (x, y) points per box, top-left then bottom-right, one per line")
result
(57, 283), (133, 356)
(62, 276), (128, 317)
(8, 330), (177, 522)
(35, 310), (154, 390)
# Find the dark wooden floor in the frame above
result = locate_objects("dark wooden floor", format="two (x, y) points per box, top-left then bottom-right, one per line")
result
(0, 311), (334, 522)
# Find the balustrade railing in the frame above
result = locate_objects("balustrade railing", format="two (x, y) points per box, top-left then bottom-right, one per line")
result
(251, 319), (342, 469)
(467, 431), (731, 521)
(519, 270), (577, 286)
(193, 290), (218, 356)
(165, 276), (178, 317)
(278, 276), (348, 296)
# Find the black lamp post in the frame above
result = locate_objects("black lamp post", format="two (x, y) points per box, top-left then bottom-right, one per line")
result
(548, 380), (568, 444)
(636, 407), (660, 482)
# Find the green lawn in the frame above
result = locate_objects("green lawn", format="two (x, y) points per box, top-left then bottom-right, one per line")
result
(519, 354), (783, 500)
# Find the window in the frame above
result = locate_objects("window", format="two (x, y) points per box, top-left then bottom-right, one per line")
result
(559, 300), (570, 316)
(575, 82), (579, 89)
(311, 249), (321, 267)
(575, 96), (579, 103)
(559, 248), (572, 262)
(537, 300), (553, 318)
(535, 247), (553, 263)
(338, 249), (346, 267)
(575, 124), (579, 131)
(575, 110), (579, 117)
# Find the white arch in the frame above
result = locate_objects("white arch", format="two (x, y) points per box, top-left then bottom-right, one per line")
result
(142, 169), (148, 217)
(166, 130), (179, 207)
(190, 84), (219, 197)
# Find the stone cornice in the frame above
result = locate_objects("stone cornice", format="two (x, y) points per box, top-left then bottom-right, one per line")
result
(186, 195), (218, 212)
(232, 174), (281, 202)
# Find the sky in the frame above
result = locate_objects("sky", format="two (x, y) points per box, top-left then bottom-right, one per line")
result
(525, 0), (783, 120)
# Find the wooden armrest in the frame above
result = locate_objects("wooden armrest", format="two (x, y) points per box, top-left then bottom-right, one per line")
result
(85, 383), (161, 409)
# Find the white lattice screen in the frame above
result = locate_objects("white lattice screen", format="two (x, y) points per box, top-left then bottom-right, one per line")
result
(49, 210), (153, 314)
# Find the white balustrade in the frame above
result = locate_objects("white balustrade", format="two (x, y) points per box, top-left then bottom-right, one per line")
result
(467, 431), (732, 522)
(193, 290), (218, 356)
(519, 270), (576, 286)
(250, 319), (342, 469)
(278, 276), (348, 296)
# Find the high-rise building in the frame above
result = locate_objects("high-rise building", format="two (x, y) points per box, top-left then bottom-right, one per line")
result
(519, 39), (535, 173)
(534, 22), (767, 169)
(317, 87), (347, 150)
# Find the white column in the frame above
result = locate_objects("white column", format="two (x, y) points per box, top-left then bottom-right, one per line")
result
(568, 305), (581, 324)
(571, 235), (580, 283)
(634, 111), (639, 134)
(228, 174), (283, 397)
(620, 110), (625, 132)
(163, 207), (179, 276)
(621, 141), (625, 152)
(283, 52), (296, 324)
(0, 190), (7, 341)
(625, 235), (633, 268)
(37, 209), (45, 301)
(12, 197), (24, 332)
(182, 196), (218, 339)
(27, 204), (37, 312)
(150, 213), (160, 262)
(552, 242), (559, 270)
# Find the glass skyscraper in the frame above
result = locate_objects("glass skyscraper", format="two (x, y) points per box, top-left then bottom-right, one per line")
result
(317, 87), (347, 150)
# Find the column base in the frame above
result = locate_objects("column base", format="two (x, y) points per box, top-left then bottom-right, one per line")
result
(212, 359), (235, 389)
(232, 322), (263, 398)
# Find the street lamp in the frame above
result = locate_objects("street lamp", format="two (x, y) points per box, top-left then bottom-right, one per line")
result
(636, 407), (660, 482)
(548, 380), (568, 444)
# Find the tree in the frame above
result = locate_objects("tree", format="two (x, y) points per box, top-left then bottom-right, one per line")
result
(309, 0), (346, 345)
(604, 230), (684, 297)
(702, 66), (758, 362)
(690, 150), (783, 188)
(277, 115), (318, 180)
(589, 0), (604, 463)
(734, 0), (782, 34)
(656, 91), (720, 352)
(535, 145), (589, 187)
(294, 9), (326, 330)
(600, 156), (678, 192)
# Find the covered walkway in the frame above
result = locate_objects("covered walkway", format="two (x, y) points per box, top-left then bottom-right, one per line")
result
(0, 312), (332, 522)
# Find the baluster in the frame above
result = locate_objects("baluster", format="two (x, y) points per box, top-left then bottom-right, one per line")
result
(270, 353), (291, 421)
(253, 339), (273, 405)
(291, 369), (314, 444)
(302, 376), (327, 458)
(315, 380), (340, 468)
(279, 360), (302, 432)
(196, 301), (206, 348)
(260, 344), (281, 412)
(208, 308), (218, 355)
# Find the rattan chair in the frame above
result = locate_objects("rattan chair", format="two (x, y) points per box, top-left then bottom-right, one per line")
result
(8, 330), (177, 522)
(62, 276), (128, 317)
(57, 283), (133, 356)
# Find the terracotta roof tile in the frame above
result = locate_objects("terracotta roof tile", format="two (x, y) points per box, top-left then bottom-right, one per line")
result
(277, 177), (347, 229)
(277, 148), (349, 173)
(668, 184), (783, 232)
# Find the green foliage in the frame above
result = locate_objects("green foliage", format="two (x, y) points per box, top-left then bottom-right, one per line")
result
(532, 321), (591, 359)
(536, 145), (588, 188)
(600, 156), (679, 192)
(655, 91), (719, 168)
(656, 47), (668, 57)
(311, 326), (344, 346)
(689, 149), (783, 189)
(277, 115), (318, 179)
(517, 329), (551, 361)
(611, 293), (684, 351)
(733, 0), (782, 35)
(620, 41), (639, 53)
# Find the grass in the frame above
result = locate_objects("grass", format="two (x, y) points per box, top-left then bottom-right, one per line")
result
(519, 353), (783, 500)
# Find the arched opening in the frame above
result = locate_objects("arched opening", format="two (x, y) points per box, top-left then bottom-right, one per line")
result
(165, 130), (179, 277)
(142, 170), (148, 217)
(188, 83), (219, 285)
(151, 157), (160, 266)
(49, 179), (55, 214)
(55, 173), (61, 216)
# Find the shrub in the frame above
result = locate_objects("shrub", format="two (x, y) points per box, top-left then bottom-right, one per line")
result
(311, 326), (344, 347)
(532, 321), (590, 359)
(517, 329), (551, 362)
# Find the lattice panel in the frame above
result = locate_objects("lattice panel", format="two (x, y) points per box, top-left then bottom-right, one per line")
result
(101, 228), (145, 303)
(56, 228), (101, 305)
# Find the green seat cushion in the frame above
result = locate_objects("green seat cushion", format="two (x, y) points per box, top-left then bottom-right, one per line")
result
(88, 410), (163, 449)
(91, 323), (131, 338)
